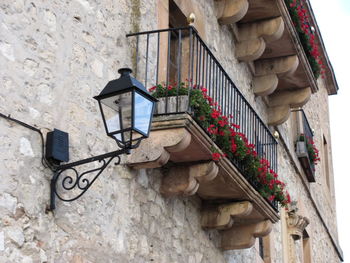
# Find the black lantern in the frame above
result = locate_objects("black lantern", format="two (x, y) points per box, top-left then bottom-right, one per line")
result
(94, 68), (157, 149)
(46, 68), (157, 210)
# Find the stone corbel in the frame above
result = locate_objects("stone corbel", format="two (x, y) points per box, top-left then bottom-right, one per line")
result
(221, 220), (273, 250)
(252, 55), (299, 98)
(127, 128), (191, 169)
(255, 55), (299, 77)
(236, 38), (266, 62)
(267, 87), (311, 126)
(235, 17), (284, 62)
(268, 105), (291, 126)
(237, 17), (285, 43)
(201, 201), (253, 230)
(216, 0), (249, 25)
(252, 74), (279, 96)
(287, 211), (310, 240)
(160, 161), (219, 197)
(268, 87), (312, 108)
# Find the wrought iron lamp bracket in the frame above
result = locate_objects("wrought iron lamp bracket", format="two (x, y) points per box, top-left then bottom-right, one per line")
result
(49, 148), (130, 211)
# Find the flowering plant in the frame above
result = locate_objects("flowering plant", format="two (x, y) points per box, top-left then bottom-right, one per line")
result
(149, 82), (291, 207)
(298, 134), (320, 165)
(285, 0), (325, 79)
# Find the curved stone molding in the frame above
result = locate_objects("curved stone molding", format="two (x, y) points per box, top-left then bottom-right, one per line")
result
(255, 55), (299, 77)
(236, 38), (266, 62)
(216, 0), (249, 25)
(267, 87), (311, 125)
(160, 161), (219, 197)
(127, 128), (191, 169)
(252, 74), (278, 96)
(287, 212), (310, 240)
(221, 220), (273, 250)
(201, 201), (253, 230)
(237, 17), (284, 43)
(268, 87), (312, 108)
(268, 105), (291, 126)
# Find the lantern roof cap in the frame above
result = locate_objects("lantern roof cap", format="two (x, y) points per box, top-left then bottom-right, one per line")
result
(94, 68), (155, 100)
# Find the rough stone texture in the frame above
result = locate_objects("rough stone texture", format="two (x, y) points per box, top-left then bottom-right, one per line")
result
(0, 0), (341, 262)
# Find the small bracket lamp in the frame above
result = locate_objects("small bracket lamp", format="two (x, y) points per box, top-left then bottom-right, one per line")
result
(46, 68), (157, 210)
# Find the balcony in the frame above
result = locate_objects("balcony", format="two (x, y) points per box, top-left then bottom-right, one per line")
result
(214, 0), (338, 124)
(294, 109), (317, 182)
(126, 27), (282, 250)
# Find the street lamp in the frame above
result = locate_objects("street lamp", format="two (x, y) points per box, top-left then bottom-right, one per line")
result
(47, 68), (157, 210)
(94, 68), (156, 149)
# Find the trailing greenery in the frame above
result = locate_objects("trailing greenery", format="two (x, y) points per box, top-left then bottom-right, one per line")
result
(285, 0), (323, 79)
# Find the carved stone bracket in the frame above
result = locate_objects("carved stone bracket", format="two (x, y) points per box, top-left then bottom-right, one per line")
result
(160, 161), (219, 197)
(236, 17), (285, 62)
(252, 55), (299, 99)
(221, 219), (273, 250)
(255, 55), (299, 77)
(201, 201), (253, 230)
(267, 87), (311, 125)
(216, 0), (249, 25)
(128, 128), (192, 169)
(287, 211), (310, 240)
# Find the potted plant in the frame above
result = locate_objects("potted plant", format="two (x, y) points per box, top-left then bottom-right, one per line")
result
(296, 134), (320, 182)
(149, 82), (189, 114)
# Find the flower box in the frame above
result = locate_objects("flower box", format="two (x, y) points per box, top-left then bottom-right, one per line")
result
(296, 141), (315, 182)
(155, 95), (189, 114)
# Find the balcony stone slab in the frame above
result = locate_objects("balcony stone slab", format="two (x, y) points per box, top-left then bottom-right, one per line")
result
(127, 113), (279, 249)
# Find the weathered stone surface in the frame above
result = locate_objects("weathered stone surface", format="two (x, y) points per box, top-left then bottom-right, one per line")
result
(7, 226), (25, 247)
(0, 0), (341, 262)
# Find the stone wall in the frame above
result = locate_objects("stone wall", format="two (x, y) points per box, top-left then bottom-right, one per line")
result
(0, 0), (341, 262)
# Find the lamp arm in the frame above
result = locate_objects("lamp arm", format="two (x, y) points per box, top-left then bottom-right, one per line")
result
(49, 148), (130, 211)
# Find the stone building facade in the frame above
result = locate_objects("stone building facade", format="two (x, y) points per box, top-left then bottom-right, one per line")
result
(0, 0), (343, 262)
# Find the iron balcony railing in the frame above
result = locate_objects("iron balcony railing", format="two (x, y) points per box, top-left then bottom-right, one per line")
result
(126, 26), (278, 193)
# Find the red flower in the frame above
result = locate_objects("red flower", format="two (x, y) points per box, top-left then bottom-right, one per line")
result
(149, 86), (157, 92)
(218, 119), (227, 127)
(212, 152), (221, 161)
(211, 109), (220, 119)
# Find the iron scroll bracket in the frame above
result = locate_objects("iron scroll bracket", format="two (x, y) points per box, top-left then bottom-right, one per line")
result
(49, 148), (130, 211)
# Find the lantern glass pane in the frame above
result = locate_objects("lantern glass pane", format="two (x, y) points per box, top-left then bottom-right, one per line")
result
(100, 92), (132, 143)
(134, 91), (154, 136)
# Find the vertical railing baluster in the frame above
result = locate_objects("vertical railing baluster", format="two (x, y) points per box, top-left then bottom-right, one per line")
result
(145, 34), (150, 88)
(176, 29), (182, 112)
(199, 42), (202, 88)
(165, 31), (171, 114)
(202, 48), (207, 88)
(205, 52), (209, 89)
(195, 37), (199, 87)
(156, 32), (160, 85)
(135, 35), (139, 78)
(189, 28), (194, 114)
